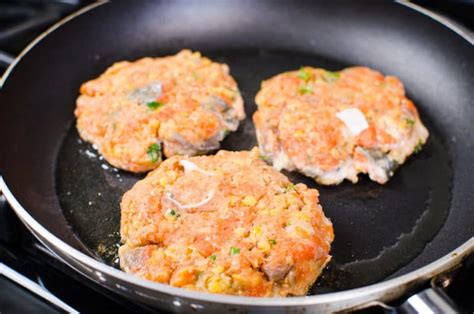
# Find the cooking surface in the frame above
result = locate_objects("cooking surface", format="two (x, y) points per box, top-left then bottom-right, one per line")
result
(57, 49), (452, 294)
(0, 1), (473, 312)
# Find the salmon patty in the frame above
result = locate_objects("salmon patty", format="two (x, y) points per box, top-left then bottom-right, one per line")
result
(119, 148), (334, 296)
(75, 50), (245, 172)
(254, 66), (429, 185)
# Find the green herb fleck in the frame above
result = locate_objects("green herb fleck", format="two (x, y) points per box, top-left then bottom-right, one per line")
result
(322, 70), (341, 83)
(298, 85), (313, 95)
(405, 118), (415, 127)
(167, 209), (180, 218)
(259, 153), (270, 162)
(147, 143), (161, 163)
(284, 183), (295, 193)
(146, 101), (164, 110)
(209, 254), (217, 262)
(413, 142), (423, 154)
(298, 67), (311, 82)
(230, 246), (240, 255)
(268, 239), (277, 245)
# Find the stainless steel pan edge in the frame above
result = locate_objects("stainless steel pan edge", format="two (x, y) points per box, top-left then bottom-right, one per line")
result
(1, 1), (473, 312)
(397, 0), (474, 44)
(2, 176), (472, 313)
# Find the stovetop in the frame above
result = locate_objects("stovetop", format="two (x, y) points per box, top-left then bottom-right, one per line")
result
(0, 198), (156, 312)
(0, 1), (472, 313)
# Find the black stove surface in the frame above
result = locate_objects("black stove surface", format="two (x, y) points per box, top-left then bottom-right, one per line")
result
(0, 195), (157, 313)
(0, 1), (472, 313)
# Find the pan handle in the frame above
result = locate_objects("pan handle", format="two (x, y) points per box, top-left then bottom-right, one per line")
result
(375, 263), (469, 313)
(397, 286), (461, 313)
(0, 262), (79, 313)
(396, 267), (466, 313)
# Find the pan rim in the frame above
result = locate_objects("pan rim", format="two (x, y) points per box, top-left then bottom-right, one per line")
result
(1, 0), (473, 310)
(1, 176), (473, 309)
(396, 0), (473, 45)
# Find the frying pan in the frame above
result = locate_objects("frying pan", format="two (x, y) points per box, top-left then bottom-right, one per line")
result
(0, 0), (473, 312)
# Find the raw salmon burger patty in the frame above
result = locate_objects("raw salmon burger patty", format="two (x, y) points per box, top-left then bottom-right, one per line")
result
(119, 149), (334, 296)
(75, 50), (245, 172)
(254, 66), (429, 185)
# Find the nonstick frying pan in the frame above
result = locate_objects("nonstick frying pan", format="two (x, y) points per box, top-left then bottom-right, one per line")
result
(0, 0), (473, 312)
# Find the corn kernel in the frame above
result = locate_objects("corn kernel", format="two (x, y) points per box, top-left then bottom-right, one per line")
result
(242, 195), (257, 207)
(286, 194), (300, 206)
(273, 195), (287, 210)
(212, 266), (224, 275)
(207, 277), (227, 293)
(231, 274), (248, 288)
(164, 248), (178, 260)
(269, 208), (281, 216)
(159, 177), (168, 186)
(253, 226), (262, 236)
(295, 212), (310, 221)
(257, 239), (271, 252)
(234, 227), (247, 237)
(168, 171), (177, 182)
(232, 274), (245, 282)
(228, 195), (240, 206)
(113, 146), (122, 157)
(294, 130), (304, 137)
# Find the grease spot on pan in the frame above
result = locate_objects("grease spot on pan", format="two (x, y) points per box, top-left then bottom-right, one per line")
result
(309, 127), (452, 293)
(55, 49), (452, 293)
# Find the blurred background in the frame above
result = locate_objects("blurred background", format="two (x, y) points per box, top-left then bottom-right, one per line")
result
(0, 0), (473, 71)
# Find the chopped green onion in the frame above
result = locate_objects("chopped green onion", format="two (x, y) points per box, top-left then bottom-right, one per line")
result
(284, 183), (295, 193)
(147, 143), (161, 163)
(268, 239), (277, 245)
(405, 118), (415, 127)
(298, 85), (313, 95)
(259, 153), (270, 162)
(146, 101), (164, 110)
(413, 142), (423, 154)
(209, 254), (217, 262)
(298, 67), (311, 82)
(166, 208), (180, 218)
(322, 71), (340, 83)
(230, 246), (240, 255)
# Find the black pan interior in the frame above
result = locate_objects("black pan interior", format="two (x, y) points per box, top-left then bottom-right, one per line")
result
(1, 0), (473, 295)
